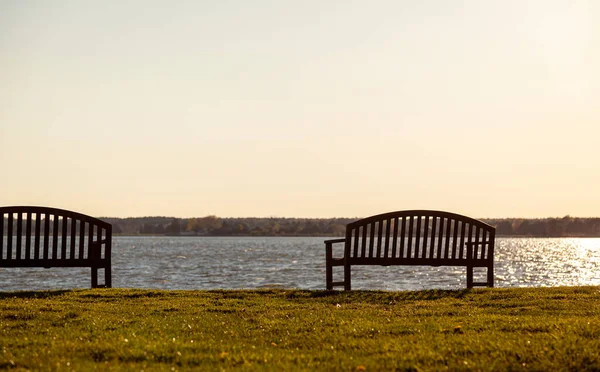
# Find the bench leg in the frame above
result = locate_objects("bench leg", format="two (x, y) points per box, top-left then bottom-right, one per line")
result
(105, 266), (112, 288)
(466, 266), (473, 289)
(344, 264), (351, 291)
(325, 242), (333, 290)
(91, 267), (111, 288)
(326, 263), (333, 290)
(487, 263), (494, 287)
(91, 267), (98, 288)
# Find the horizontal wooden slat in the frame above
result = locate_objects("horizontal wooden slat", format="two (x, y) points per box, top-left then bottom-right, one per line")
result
(329, 258), (345, 266)
(0, 259), (110, 268)
(347, 257), (491, 266)
(465, 241), (493, 246)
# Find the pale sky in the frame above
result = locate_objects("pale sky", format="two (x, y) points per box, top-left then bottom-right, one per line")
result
(1, 1), (599, 218)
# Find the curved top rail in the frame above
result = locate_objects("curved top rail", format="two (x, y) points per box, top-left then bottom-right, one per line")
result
(347, 210), (494, 231)
(0, 206), (111, 230)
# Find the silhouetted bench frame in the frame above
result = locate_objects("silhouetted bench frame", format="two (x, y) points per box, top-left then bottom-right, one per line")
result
(325, 210), (495, 290)
(1, 206), (112, 288)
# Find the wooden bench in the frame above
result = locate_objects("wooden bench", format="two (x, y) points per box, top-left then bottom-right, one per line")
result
(325, 210), (495, 290)
(1, 206), (112, 288)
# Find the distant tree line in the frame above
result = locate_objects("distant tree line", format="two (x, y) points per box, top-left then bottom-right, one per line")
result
(484, 216), (600, 237)
(95, 215), (600, 237)
(3, 215), (599, 237)
(100, 216), (353, 236)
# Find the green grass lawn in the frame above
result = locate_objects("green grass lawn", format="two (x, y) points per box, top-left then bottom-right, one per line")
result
(1, 286), (600, 371)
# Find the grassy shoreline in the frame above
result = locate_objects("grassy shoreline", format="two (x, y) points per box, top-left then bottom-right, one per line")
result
(2, 287), (600, 370)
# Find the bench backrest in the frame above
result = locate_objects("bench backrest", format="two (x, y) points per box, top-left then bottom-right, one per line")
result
(344, 210), (495, 265)
(0, 206), (111, 267)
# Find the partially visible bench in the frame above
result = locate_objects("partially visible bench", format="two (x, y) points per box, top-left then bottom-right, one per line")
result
(325, 210), (495, 290)
(1, 206), (112, 288)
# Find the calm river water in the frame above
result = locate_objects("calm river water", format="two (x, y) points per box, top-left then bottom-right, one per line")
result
(1, 237), (599, 291)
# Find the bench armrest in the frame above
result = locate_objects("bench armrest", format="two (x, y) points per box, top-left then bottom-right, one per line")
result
(465, 241), (492, 260)
(325, 238), (346, 261)
(325, 238), (347, 289)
